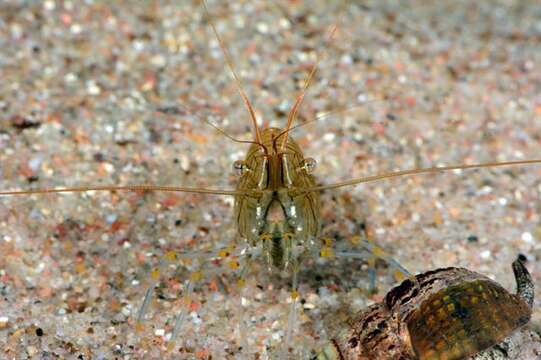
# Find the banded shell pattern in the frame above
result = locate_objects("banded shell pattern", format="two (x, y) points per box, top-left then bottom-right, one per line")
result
(316, 258), (536, 360)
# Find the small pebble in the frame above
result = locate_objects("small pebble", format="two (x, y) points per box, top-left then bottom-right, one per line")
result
(0, 316), (8, 329)
(27, 346), (38, 356)
(521, 232), (533, 244)
(480, 250), (492, 259)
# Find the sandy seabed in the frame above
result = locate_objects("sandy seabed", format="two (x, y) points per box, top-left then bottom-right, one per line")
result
(0, 1), (540, 359)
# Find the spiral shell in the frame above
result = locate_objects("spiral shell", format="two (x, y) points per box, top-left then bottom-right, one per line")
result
(317, 258), (534, 360)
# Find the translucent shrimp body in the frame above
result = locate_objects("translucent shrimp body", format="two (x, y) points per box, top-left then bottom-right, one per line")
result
(235, 128), (320, 271)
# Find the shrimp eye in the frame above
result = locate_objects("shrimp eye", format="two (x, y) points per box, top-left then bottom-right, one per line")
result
(233, 160), (250, 176)
(301, 157), (317, 174)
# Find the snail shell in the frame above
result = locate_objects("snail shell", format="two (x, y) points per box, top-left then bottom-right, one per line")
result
(317, 258), (534, 360)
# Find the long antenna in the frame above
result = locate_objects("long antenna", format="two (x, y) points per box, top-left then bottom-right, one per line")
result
(273, 95), (396, 142)
(201, 0), (262, 144)
(156, 105), (268, 155)
(279, 25), (338, 150)
(0, 184), (249, 197)
(303, 159), (541, 192)
(203, 119), (269, 156)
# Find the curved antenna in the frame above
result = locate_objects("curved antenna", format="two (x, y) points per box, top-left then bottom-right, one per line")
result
(201, 0), (262, 144)
(0, 184), (250, 197)
(302, 159), (541, 192)
(278, 25), (338, 151)
(157, 105), (268, 156)
(273, 95), (395, 142)
(273, 80), (449, 144)
(204, 119), (269, 156)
